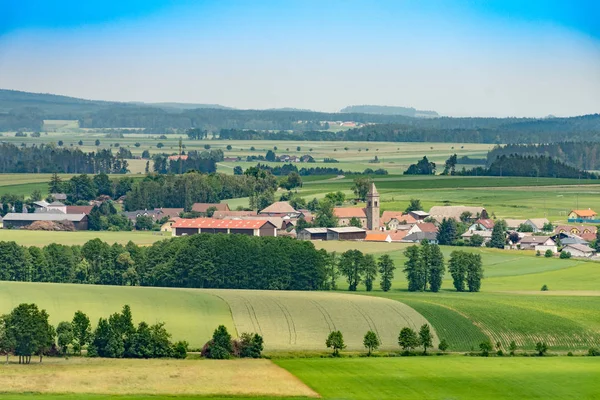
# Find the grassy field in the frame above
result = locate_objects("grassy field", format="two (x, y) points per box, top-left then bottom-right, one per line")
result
(0, 357), (317, 398)
(204, 289), (433, 351)
(0, 282), (235, 348)
(0, 230), (171, 246)
(277, 357), (600, 400)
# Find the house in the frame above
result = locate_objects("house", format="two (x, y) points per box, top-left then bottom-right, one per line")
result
(365, 232), (392, 243)
(381, 211), (417, 229)
(558, 234), (589, 246)
(428, 206), (487, 222)
(259, 202), (302, 218)
(66, 205), (94, 215)
(2, 213), (88, 230)
(401, 231), (438, 244)
(32, 200), (49, 210)
(554, 225), (597, 236)
(389, 230), (409, 242)
(161, 217), (180, 233)
(154, 208), (184, 219)
(562, 244), (596, 258)
(568, 209), (598, 222)
(167, 155), (188, 161)
(504, 219), (527, 230)
(334, 207), (367, 228)
(408, 222), (438, 235)
(297, 227), (328, 241)
(191, 203), (230, 214)
(519, 236), (555, 251)
(123, 209), (164, 222)
(326, 227), (367, 241)
(172, 218), (277, 237)
(461, 230), (493, 245)
(468, 219), (495, 231)
(523, 218), (550, 233)
(45, 201), (67, 214)
(408, 210), (429, 221)
(213, 210), (257, 219)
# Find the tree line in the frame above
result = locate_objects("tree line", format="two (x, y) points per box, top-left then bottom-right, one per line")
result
(250, 163), (388, 177)
(487, 142), (600, 171)
(0, 303), (186, 363)
(152, 150), (224, 174)
(0, 234), (327, 290)
(0, 143), (128, 174)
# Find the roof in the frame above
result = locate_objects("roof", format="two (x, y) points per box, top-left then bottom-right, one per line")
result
(461, 230), (493, 238)
(368, 183), (378, 195)
(224, 216), (285, 229)
(333, 207), (366, 219)
(389, 230), (409, 241)
(33, 201), (49, 208)
(327, 227), (366, 233)
(570, 209), (597, 217)
(527, 218), (550, 229)
(172, 218), (274, 230)
(191, 203), (230, 213)
(381, 211), (417, 224)
(365, 233), (390, 242)
(259, 201), (297, 214)
(3, 213), (86, 222)
(66, 206), (94, 215)
(520, 236), (552, 244)
(563, 244), (595, 253)
(475, 219), (495, 229)
(301, 228), (329, 234)
(123, 210), (163, 219)
(416, 222), (438, 233)
(168, 155), (188, 161)
(428, 206), (486, 221)
(580, 232), (596, 242)
(554, 225), (597, 234)
(48, 201), (65, 206)
(504, 219), (527, 228)
(402, 231), (438, 242)
(213, 210), (257, 219)
(410, 210), (429, 217)
(154, 208), (184, 218)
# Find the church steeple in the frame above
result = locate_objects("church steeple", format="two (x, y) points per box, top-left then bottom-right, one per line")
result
(366, 182), (380, 230)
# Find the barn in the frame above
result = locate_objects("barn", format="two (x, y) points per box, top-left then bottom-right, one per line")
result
(326, 227), (367, 241)
(172, 218), (277, 237)
(297, 227), (328, 241)
(2, 213), (89, 230)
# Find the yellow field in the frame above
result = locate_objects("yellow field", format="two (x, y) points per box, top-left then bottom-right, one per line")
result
(0, 357), (318, 397)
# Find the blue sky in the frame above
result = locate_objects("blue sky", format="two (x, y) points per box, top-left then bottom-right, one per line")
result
(1, 0), (599, 116)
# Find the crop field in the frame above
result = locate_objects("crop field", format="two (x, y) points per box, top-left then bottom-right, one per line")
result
(277, 357), (600, 400)
(0, 357), (317, 398)
(0, 230), (170, 246)
(0, 282), (235, 348)
(204, 289), (434, 351)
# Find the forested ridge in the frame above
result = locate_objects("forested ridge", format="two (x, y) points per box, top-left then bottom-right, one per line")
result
(487, 142), (600, 170)
(2, 90), (599, 143)
(0, 235), (326, 290)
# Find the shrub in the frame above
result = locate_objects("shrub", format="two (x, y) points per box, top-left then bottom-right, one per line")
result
(535, 342), (548, 356)
(559, 251), (571, 259)
(438, 338), (449, 352)
(567, 351), (573, 356)
(544, 249), (553, 258)
(541, 284), (549, 291)
(238, 333), (264, 358)
(203, 325), (233, 359)
(509, 341), (517, 356)
(536, 250), (541, 257)
(479, 340), (493, 357)
(172, 341), (188, 359)
(588, 348), (600, 356)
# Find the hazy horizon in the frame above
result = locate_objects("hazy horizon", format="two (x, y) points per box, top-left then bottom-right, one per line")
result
(1, 1), (599, 118)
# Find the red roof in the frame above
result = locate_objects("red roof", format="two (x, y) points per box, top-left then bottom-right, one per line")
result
(475, 219), (495, 229)
(389, 230), (409, 241)
(381, 211), (417, 224)
(417, 222), (438, 233)
(191, 203), (230, 213)
(365, 233), (390, 242)
(172, 218), (273, 229)
(571, 209), (597, 217)
(66, 206), (93, 215)
(168, 155), (188, 161)
(334, 207), (366, 219)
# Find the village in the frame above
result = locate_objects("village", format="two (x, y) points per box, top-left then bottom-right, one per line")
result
(0, 183), (598, 259)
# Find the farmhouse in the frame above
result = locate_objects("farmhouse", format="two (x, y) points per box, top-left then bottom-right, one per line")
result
(554, 225), (597, 236)
(562, 244), (596, 258)
(519, 236), (555, 251)
(468, 218), (494, 231)
(381, 211), (416, 229)
(334, 207), (367, 227)
(523, 218), (550, 232)
(428, 206), (487, 222)
(408, 222), (438, 235)
(259, 202), (302, 218)
(568, 209), (597, 222)
(123, 209), (164, 222)
(402, 231), (438, 244)
(191, 203), (230, 214)
(388, 230), (409, 242)
(153, 208), (184, 219)
(172, 218), (277, 237)
(297, 227), (328, 241)
(160, 217), (180, 233)
(326, 227), (367, 241)
(461, 230), (493, 245)
(2, 213), (88, 230)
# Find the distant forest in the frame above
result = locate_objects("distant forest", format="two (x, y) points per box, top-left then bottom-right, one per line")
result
(487, 142), (600, 170)
(1, 90), (599, 144)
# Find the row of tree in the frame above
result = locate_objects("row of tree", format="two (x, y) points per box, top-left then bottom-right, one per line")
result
(0, 304), (186, 364)
(403, 242), (483, 292)
(487, 142), (600, 171)
(201, 325), (263, 359)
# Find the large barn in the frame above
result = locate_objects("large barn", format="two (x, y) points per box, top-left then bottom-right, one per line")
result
(172, 218), (277, 237)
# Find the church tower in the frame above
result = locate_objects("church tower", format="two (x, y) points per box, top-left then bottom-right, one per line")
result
(366, 182), (380, 230)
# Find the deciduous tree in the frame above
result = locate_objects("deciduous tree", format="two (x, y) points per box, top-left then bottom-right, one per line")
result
(363, 331), (380, 356)
(378, 254), (395, 292)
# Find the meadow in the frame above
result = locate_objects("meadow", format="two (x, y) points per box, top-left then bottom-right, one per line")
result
(0, 230), (170, 246)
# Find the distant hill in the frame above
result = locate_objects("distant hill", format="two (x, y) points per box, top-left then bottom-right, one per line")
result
(340, 105), (439, 117)
(134, 102), (235, 111)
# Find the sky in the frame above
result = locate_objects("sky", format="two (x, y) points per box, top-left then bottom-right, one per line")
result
(1, 0), (599, 117)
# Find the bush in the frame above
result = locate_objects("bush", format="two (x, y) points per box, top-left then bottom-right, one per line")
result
(479, 340), (493, 357)
(535, 250), (541, 257)
(567, 351), (573, 356)
(559, 251), (571, 259)
(438, 338), (449, 352)
(238, 333), (264, 358)
(535, 342), (548, 356)
(541, 284), (548, 291)
(172, 341), (188, 359)
(203, 325), (233, 359)
(588, 348), (600, 356)
(544, 249), (553, 258)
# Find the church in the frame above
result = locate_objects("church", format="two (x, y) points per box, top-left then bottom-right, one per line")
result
(333, 183), (380, 230)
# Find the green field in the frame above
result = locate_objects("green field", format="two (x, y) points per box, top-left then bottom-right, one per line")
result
(0, 230), (170, 246)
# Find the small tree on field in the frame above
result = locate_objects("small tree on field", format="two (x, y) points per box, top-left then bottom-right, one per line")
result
(541, 284), (549, 291)
(398, 327), (419, 353)
(326, 331), (345, 356)
(205, 325), (233, 359)
(378, 254), (395, 292)
(363, 331), (380, 356)
(509, 341), (517, 356)
(72, 310), (91, 354)
(535, 342), (548, 356)
(362, 254), (377, 292)
(479, 340), (493, 357)
(56, 321), (74, 355)
(438, 338), (449, 353)
(418, 324), (433, 354)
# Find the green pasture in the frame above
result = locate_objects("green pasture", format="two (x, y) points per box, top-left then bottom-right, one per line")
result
(0, 230), (170, 246)
(0, 282), (234, 348)
(277, 357), (600, 400)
